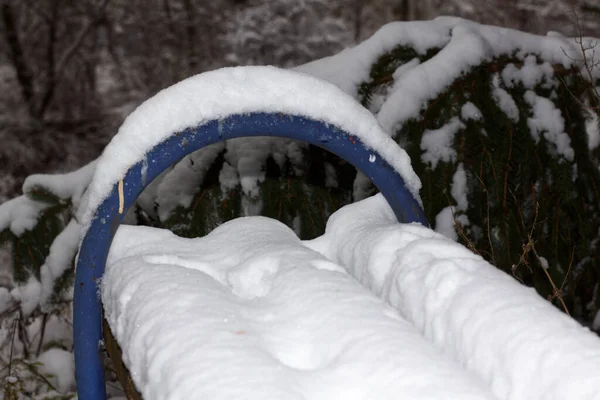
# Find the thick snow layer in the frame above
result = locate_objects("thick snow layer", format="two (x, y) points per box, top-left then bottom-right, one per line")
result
(374, 17), (584, 133)
(0, 161), (94, 244)
(36, 348), (75, 393)
(80, 66), (422, 231)
(434, 206), (458, 241)
(524, 91), (574, 161)
(420, 117), (465, 169)
(295, 21), (451, 97)
(23, 160), (97, 211)
(39, 220), (81, 308)
(309, 194), (600, 400)
(103, 219), (497, 400)
(0, 195), (47, 236)
(11, 276), (41, 317)
(586, 112), (600, 150)
(0, 161), (93, 239)
(501, 56), (555, 90)
(451, 163), (468, 211)
(28, 315), (73, 352)
(492, 74), (520, 123)
(103, 194), (600, 400)
(461, 102), (482, 121)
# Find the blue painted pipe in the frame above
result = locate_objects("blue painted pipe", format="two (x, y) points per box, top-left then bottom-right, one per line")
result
(74, 112), (428, 399)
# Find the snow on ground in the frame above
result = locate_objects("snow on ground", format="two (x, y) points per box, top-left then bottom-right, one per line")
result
(308, 194), (600, 400)
(103, 218), (497, 400)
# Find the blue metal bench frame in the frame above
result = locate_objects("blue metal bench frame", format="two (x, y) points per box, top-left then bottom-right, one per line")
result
(74, 112), (428, 399)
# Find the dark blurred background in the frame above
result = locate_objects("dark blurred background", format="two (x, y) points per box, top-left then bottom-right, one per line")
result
(1, 0), (599, 202)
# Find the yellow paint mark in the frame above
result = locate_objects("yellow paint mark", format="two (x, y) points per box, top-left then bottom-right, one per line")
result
(118, 179), (124, 214)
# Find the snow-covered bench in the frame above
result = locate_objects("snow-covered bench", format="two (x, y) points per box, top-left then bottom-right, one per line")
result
(74, 66), (427, 399)
(74, 66), (600, 400)
(102, 215), (498, 399)
(102, 194), (600, 399)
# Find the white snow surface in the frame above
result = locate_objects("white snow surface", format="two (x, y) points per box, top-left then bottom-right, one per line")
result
(434, 206), (458, 241)
(23, 160), (97, 211)
(371, 17), (585, 134)
(104, 216), (495, 400)
(461, 102), (483, 121)
(0, 195), (47, 236)
(36, 348), (75, 393)
(586, 112), (600, 151)
(501, 56), (555, 90)
(80, 66), (422, 232)
(295, 21), (450, 97)
(11, 276), (41, 317)
(524, 90), (575, 161)
(420, 117), (465, 169)
(451, 163), (468, 211)
(39, 220), (81, 308)
(103, 194), (600, 400)
(310, 195), (600, 400)
(492, 74), (520, 123)
(432, 163), (470, 240)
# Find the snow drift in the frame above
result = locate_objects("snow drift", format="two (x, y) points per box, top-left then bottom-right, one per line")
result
(103, 194), (600, 400)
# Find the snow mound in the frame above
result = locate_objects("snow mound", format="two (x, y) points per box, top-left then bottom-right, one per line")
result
(81, 66), (422, 232)
(103, 194), (600, 399)
(0, 195), (47, 236)
(36, 348), (75, 393)
(103, 217), (496, 400)
(309, 194), (600, 400)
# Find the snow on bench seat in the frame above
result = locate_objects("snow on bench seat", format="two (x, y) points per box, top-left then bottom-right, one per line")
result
(309, 194), (600, 400)
(103, 217), (496, 400)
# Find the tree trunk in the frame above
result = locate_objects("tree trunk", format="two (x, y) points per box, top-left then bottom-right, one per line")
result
(1, 3), (39, 120)
(182, 0), (198, 74)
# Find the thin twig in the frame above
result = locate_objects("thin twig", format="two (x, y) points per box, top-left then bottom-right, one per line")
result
(35, 313), (48, 358)
(531, 244), (571, 316)
(475, 173), (495, 264)
(510, 200), (570, 315)
(7, 315), (18, 378)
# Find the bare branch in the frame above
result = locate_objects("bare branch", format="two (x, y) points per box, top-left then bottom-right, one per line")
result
(1, 2), (38, 120)
(55, 0), (110, 76)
